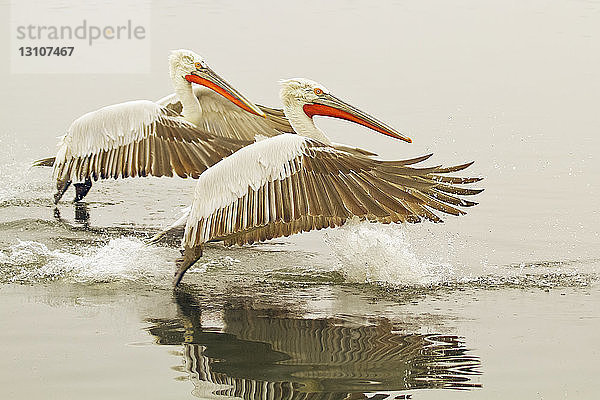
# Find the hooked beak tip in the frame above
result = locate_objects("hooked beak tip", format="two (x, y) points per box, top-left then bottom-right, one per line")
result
(387, 133), (412, 143)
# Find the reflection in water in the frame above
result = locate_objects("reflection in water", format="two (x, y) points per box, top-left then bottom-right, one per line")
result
(54, 202), (91, 228)
(146, 291), (481, 398)
(74, 202), (90, 226)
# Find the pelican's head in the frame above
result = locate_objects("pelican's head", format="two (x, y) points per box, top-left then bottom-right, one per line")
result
(279, 78), (411, 143)
(169, 49), (265, 117)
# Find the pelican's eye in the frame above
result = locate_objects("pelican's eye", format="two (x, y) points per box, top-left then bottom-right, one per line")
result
(195, 62), (204, 69)
(314, 88), (323, 95)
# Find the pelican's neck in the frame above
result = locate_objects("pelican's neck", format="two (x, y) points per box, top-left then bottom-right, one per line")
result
(282, 98), (332, 144)
(173, 78), (202, 125)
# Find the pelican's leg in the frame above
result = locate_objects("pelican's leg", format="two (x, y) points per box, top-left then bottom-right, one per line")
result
(174, 245), (203, 286)
(54, 179), (71, 204)
(73, 178), (93, 202)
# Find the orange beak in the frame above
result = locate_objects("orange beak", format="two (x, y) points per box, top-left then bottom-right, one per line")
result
(303, 93), (411, 143)
(185, 68), (265, 118)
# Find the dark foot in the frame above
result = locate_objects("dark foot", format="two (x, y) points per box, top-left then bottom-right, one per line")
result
(54, 179), (71, 204)
(173, 245), (203, 286)
(73, 178), (93, 202)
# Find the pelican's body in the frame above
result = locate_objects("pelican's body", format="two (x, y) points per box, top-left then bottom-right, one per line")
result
(41, 49), (287, 203)
(171, 78), (483, 285)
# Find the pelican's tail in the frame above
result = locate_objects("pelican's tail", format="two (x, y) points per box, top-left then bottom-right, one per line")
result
(33, 156), (56, 167)
(174, 244), (203, 286)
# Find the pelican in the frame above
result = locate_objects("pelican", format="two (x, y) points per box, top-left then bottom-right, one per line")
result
(171, 78), (483, 285)
(36, 49), (293, 203)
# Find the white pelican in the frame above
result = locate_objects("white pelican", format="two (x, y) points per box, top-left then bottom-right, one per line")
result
(171, 78), (483, 285)
(36, 49), (294, 203)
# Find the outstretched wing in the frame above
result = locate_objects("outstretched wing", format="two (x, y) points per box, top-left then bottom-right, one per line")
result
(53, 100), (252, 184)
(183, 134), (483, 249)
(157, 86), (294, 141)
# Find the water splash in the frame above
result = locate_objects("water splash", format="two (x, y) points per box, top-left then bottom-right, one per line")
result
(324, 219), (459, 286)
(324, 219), (597, 289)
(0, 135), (52, 207)
(1, 237), (174, 286)
(1, 222), (595, 290)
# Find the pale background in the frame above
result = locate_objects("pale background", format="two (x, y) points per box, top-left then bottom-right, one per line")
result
(0, 1), (599, 399)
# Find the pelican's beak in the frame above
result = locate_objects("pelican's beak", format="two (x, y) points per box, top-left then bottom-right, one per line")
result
(185, 67), (266, 118)
(303, 93), (411, 143)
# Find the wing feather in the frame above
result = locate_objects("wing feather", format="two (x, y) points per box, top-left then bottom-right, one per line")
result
(339, 173), (387, 218)
(182, 135), (483, 251)
(52, 100), (252, 191)
(329, 174), (368, 216)
(168, 141), (185, 178)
